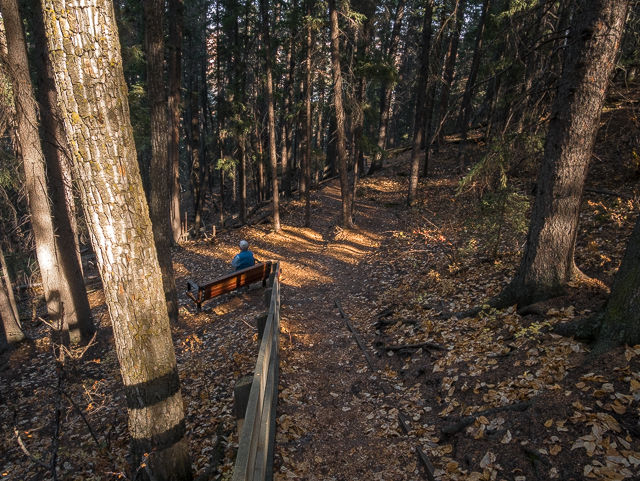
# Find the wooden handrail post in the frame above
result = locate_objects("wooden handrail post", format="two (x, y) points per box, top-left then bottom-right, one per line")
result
(264, 288), (272, 307)
(234, 376), (254, 438)
(256, 312), (269, 341)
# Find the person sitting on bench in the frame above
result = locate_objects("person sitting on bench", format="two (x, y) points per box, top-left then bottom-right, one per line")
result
(231, 240), (256, 271)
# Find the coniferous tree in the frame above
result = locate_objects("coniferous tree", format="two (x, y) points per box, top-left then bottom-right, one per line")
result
(491, 0), (629, 308)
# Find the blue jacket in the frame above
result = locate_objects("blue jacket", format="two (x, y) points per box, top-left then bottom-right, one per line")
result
(232, 250), (255, 271)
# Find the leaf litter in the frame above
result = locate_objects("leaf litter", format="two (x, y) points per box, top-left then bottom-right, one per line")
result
(1, 95), (640, 480)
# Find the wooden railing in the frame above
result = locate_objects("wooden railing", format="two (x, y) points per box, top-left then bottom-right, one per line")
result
(233, 261), (280, 481)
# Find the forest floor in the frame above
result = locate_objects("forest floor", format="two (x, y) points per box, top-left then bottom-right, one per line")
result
(1, 86), (640, 481)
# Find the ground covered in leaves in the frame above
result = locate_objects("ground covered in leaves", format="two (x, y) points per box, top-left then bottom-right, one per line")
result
(1, 88), (640, 481)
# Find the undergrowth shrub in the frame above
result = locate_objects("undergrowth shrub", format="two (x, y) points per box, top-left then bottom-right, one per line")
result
(456, 134), (537, 258)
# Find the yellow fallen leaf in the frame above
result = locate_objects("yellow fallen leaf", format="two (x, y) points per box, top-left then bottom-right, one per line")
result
(446, 461), (459, 472)
(611, 402), (626, 415)
(544, 419), (553, 428)
(550, 445), (562, 455)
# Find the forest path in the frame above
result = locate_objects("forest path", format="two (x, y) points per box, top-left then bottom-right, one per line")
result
(231, 179), (421, 480)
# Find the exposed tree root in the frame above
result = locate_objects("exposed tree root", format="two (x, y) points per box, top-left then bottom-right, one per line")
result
(552, 314), (603, 341)
(441, 397), (537, 436)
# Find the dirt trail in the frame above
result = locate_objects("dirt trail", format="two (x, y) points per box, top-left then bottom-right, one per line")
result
(224, 180), (423, 480)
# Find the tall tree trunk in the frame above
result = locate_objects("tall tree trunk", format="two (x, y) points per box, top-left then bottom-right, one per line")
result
(494, 0), (629, 308)
(592, 215), (640, 354)
(168, 0), (184, 243)
(407, 0), (433, 206)
(30, 0), (95, 342)
(437, 0), (466, 141)
(190, 87), (203, 233)
(303, 0), (313, 227)
(196, 50), (208, 230)
(41, 0), (193, 478)
(422, 5), (447, 174)
(2, 0), (71, 346)
(282, 1), (297, 198)
(234, 7), (248, 225)
(369, 0), (406, 175)
(351, 0), (376, 176)
(145, 0), (179, 324)
(457, 0), (490, 148)
(259, 0), (281, 231)
(329, 0), (354, 229)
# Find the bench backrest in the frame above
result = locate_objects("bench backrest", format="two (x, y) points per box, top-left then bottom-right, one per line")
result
(187, 262), (272, 309)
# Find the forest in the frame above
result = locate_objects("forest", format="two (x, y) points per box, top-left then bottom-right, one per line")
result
(1, 0), (640, 479)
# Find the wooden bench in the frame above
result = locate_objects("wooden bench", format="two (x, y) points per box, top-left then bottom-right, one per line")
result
(186, 261), (272, 311)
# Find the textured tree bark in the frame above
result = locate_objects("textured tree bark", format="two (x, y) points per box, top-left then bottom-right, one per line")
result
(0, 270), (24, 346)
(369, 0), (406, 175)
(496, 0), (629, 308)
(329, 0), (354, 229)
(259, 0), (281, 231)
(2, 0), (71, 345)
(0, 243), (20, 325)
(30, 0), (95, 343)
(145, 0), (179, 324)
(407, 0), (433, 206)
(168, 0), (184, 243)
(40, 0), (193, 478)
(591, 216), (640, 354)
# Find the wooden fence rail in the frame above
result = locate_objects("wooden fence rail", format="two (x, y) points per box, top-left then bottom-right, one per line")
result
(233, 261), (280, 481)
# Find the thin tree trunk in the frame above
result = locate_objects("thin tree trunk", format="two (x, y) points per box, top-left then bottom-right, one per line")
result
(196, 49), (208, 229)
(191, 87), (203, 232)
(328, 0), (354, 229)
(168, 0), (183, 243)
(437, 0), (466, 141)
(352, 0), (376, 177)
(0, 261), (24, 345)
(282, 2), (297, 198)
(369, 0), (406, 175)
(303, 0), (313, 227)
(422, 5), (447, 174)
(259, 0), (281, 231)
(407, 0), (434, 206)
(145, 0), (179, 324)
(457, 0), (490, 150)
(494, 0), (629, 308)
(41, 0), (193, 477)
(0, 246), (19, 324)
(2, 0), (71, 346)
(31, 0), (95, 342)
